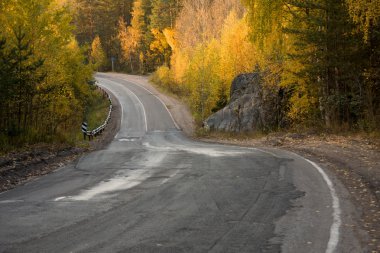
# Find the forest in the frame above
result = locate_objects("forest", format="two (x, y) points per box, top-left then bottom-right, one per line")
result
(71, 0), (379, 130)
(0, 0), (379, 149)
(0, 0), (107, 149)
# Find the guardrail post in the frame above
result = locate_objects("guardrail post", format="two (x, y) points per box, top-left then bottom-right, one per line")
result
(81, 122), (88, 140)
(81, 86), (112, 141)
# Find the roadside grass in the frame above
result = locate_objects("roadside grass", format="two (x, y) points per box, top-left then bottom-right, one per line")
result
(84, 88), (110, 132)
(149, 73), (186, 104)
(0, 88), (111, 155)
(54, 87), (111, 147)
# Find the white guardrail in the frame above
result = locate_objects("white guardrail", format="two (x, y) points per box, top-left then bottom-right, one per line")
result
(81, 82), (112, 140)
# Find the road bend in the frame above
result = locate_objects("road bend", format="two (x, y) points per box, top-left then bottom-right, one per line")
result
(0, 73), (362, 252)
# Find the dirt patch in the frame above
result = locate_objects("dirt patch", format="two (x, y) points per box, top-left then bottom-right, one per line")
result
(199, 132), (380, 252)
(0, 89), (121, 193)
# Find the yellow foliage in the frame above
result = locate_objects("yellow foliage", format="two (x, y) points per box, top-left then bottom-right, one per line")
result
(90, 35), (106, 70)
(163, 28), (176, 50)
(0, 0), (93, 145)
(150, 28), (169, 53)
(153, 10), (258, 121)
(149, 28), (171, 66)
(184, 40), (221, 120)
(117, 0), (145, 72)
(130, 0), (144, 34)
(346, 0), (380, 41)
(118, 17), (137, 61)
(170, 49), (190, 83)
(219, 12), (257, 97)
(151, 65), (173, 89)
(288, 87), (318, 123)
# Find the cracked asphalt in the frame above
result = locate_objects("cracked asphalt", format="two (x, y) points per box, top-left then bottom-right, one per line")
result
(0, 73), (365, 252)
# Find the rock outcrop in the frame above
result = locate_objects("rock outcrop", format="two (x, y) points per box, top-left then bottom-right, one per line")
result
(204, 72), (282, 132)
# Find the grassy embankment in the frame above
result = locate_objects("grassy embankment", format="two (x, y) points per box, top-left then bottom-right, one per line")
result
(0, 87), (111, 155)
(84, 88), (111, 134)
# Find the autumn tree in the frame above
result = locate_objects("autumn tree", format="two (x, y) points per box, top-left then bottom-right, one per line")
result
(169, 0), (243, 84)
(0, 32), (44, 138)
(118, 0), (146, 73)
(152, 0), (254, 122)
(281, 1), (365, 127)
(90, 35), (106, 71)
(147, 0), (182, 67)
(346, 0), (380, 40)
(184, 41), (221, 121)
(72, 0), (134, 70)
(150, 0), (182, 30)
(149, 28), (171, 66)
(0, 0), (93, 147)
(242, 0), (379, 130)
(118, 18), (138, 72)
(219, 11), (256, 100)
(346, 0), (380, 128)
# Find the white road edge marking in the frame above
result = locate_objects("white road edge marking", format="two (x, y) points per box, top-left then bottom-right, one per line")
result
(243, 146), (341, 252)
(98, 74), (341, 252)
(305, 158), (341, 253)
(124, 86), (148, 132)
(97, 78), (148, 132)
(96, 80), (125, 139)
(123, 79), (181, 130)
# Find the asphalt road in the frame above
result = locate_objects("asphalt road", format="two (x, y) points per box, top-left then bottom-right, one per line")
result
(0, 73), (363, 252)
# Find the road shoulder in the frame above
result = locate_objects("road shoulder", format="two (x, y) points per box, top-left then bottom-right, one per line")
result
(199, 134), (380, 252)
(123, 73), (379, 251)
(0, 87), (121, 193)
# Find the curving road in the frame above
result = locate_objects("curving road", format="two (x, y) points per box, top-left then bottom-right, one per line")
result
(0, 73), (363, 252)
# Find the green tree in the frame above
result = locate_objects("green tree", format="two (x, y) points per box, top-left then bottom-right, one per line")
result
(150, 0), (182, 30)
(73, 0), (134, 70)
(243, 0), (378, 129)
(345, 0), (380, 128)
(282, 0), (363, 127)
(147, 0), (182, 67)
(0, 0), (93, 147)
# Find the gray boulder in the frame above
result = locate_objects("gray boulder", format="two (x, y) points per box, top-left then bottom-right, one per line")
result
(205, 72), (281, 132)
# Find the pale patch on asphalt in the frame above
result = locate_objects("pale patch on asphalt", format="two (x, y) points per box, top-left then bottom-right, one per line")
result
(0, 200), (24, 204)
(160, 169), (180, 185)
(70, 171), (148, 201)
(118, 137), (140, 142)
(143, 142), (250, 157)
(53, 197), (66, 201)
(54, 152), (167, 201)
